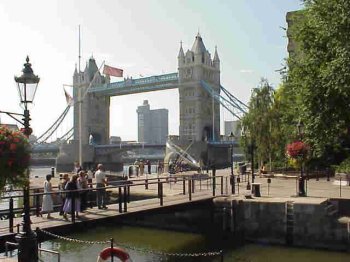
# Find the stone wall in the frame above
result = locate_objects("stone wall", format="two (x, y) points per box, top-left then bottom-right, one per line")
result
(213, 196), (350, 251)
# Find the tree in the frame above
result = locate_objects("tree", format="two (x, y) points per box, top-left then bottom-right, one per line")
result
(286, 0), (350, 158)
(242, 79), (278, 169)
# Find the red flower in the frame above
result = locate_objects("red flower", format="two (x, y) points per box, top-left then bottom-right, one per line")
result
(286, 140), (309, 159)
(10, 143), (17, 151)
(8, 160), (14, 167)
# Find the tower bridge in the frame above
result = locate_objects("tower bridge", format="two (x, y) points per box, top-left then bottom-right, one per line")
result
(56, 33), (245, 171)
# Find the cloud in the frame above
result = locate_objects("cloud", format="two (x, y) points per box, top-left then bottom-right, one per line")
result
(239, 69), (254, 74)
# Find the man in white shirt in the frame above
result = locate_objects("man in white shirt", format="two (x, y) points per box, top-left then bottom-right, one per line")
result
(95, 164), (108, 209)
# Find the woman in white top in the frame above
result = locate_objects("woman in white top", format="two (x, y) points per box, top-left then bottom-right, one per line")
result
(41, 174), (54, 219)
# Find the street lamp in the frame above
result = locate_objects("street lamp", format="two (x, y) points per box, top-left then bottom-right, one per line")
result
(14, 56), (40, 262)
(297, 119), (306, 197)
(229, 132), (235, 194)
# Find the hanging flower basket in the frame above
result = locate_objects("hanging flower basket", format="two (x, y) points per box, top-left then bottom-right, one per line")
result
(0, 126), (31, 192)
(286, 140), (309, 159)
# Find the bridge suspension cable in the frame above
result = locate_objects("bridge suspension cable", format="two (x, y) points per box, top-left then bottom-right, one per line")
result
(58, 127), (74, 142)
(200, 80), (248, 120)
(33, 105), (71, 144)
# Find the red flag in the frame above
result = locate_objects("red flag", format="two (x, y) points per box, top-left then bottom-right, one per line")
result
(103, 64), (123, 77)
(64, 88), (74, 106)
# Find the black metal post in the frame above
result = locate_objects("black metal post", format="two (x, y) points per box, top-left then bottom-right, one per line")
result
(298, 161), (306, 197)
(9, 198), (14, 233)
(212, 167), (216, 196)
(71, 194), (76, 223)
(188, 179), (192, 201)
(191, 178), (195, 193)
(182, 178), (186, 195)
(230, 144), (235, 194)
(118, 187), (122, 213)
(221, 176), (224, 195)
(35, 189), (40, 217)
(123, 186), (127, 212)
(160, 183), (163, 206)
(110, 238), (114, 262)
(15, 108), (38, 262)
(51, 167), (55, 178)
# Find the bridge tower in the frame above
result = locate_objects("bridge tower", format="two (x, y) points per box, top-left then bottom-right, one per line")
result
(178, 33), (220, 142)
(57, 57), (110, 171)
(73, 57), (110, 145)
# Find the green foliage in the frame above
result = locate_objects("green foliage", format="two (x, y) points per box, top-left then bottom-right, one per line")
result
(335, 157), (350, 173)
(241, 79), (285, 168)
(286, 0), (350, 157)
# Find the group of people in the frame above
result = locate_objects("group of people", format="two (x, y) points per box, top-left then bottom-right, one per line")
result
(40, 162), (108, 219)
(129, 160), (164, 177)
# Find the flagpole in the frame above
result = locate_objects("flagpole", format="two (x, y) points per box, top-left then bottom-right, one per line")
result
(78, 25), (83, 168)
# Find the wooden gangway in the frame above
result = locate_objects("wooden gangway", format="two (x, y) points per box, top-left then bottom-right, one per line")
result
(0, 174), (229, 240)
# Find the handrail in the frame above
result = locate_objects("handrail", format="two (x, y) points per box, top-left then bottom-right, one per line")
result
(0, 173), (225, 230)
(38, 243), (61, 262)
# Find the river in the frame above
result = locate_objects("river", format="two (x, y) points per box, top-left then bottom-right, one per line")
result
(36, 225), (349, 262)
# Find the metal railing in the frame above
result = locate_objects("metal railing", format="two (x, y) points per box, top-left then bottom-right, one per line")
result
(0, 173), (228, 232)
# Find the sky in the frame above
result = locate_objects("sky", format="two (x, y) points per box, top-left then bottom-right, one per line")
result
(0, 0), (303, 142)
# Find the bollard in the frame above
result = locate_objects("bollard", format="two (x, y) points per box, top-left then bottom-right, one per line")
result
(237, 177), (240, 194)
(51, 167), (55, 177)
(327, 170), (330, 182)
(118, 187), (122, 213)
(225, 177), (228, 194)
(267, 178), (271, 196)
(145, 179), (148, 190)
(340, 177), (342, 197)
(188, 179), (192, 201)
(9, 198), (14, 233)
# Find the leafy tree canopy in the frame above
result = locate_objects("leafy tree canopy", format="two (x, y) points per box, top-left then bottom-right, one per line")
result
(286, 0), (350, 157)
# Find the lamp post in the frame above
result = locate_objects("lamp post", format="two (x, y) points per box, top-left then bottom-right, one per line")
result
(297, 119), (306, 197)
(14, 56), (40, 262)
(229, 132), (235, 194)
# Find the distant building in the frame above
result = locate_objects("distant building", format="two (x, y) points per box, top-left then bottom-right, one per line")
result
(110, 136), (122, 144)
(224, 120), (241, 137)
(137, 100), (168, 144)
